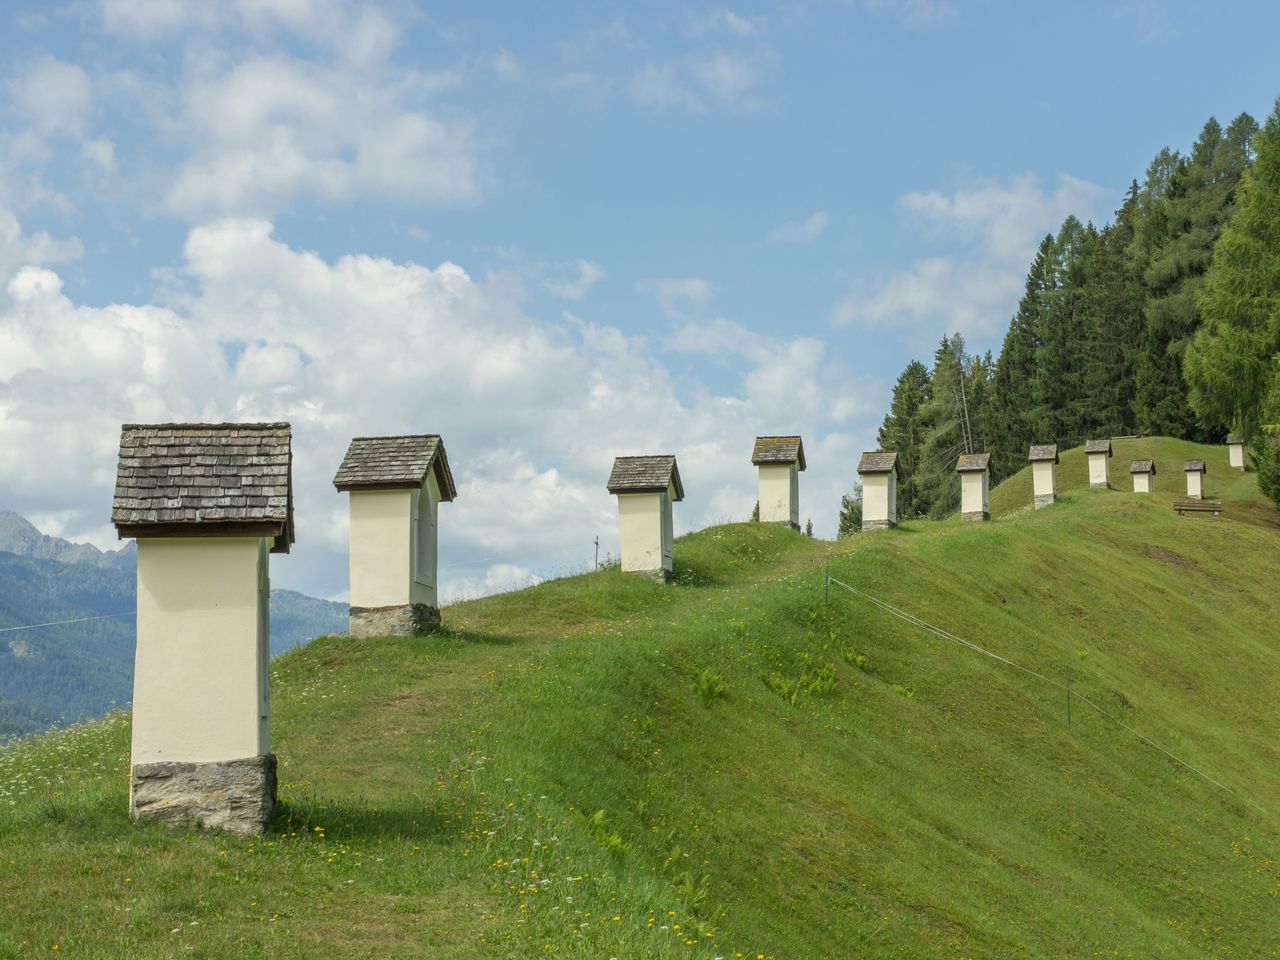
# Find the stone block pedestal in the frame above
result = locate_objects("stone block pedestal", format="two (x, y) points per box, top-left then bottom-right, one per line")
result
(861, 519), (896, 531)
(349, 602), (441, 637)
(1033, 494), (1056, 509)
(130, 754), (276, 835)
(962, 510), (989, 522)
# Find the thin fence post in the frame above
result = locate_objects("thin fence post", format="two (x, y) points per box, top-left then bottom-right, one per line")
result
(823, 562), (829, 602)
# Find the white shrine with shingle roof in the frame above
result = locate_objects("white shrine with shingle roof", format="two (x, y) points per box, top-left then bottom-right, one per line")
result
(112, 421), (294, 836)
(955, 452), (991, 521)
(1085, 438), (1113, 489)
(607, 455), (683, 580)
(1029, 444), (1059, 508)
(752, 436), (805, 530)
(857, 451), (899, 531)
(333, 435), (457, 637)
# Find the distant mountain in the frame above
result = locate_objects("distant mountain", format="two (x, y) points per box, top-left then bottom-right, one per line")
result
(0, 512), (348, 740)
(0, 510), (136, 570)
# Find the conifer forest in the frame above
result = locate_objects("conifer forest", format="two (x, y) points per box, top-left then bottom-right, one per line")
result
(873, 102), (1280, 518)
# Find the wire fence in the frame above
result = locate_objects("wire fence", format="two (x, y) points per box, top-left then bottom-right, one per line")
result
(823, 569), (1271, 821)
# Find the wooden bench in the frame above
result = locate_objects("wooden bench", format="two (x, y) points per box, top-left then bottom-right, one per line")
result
(1173, 499), (1223, 517)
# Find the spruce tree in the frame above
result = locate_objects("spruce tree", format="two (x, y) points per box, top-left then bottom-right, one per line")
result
(1078, 184), (1145, 437)
(1133, 114), (1258, 439)
(1185, 100), (1280, 443)
(988, 237), (1052, 479)
(877, 360), (930, 518)
(915, 334), (973, 517)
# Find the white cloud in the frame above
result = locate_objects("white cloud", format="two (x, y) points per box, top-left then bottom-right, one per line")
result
(9, 59), (93, 138)
(639, 276), (714, 317)
(688, 11), (763, 37)
(862, 0), (958, 28)
(629, 50), (775, 114)
(0, 212), (877, 598)
(831, 172), (1111, 340)
(768, 210), (829, 243)
(542, 260), (606, 301)
(100, 0), (398, 63)
(167, 56), (479, 217)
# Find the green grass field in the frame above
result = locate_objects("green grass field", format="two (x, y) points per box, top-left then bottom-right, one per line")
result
(2, 437), (1278, 958)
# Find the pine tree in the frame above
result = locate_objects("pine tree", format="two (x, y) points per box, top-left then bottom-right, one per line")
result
(915, 334), (974, 517)
(988, 237), (1052, 479)
(1077, 185), (1145, 437)
(1031, 217), (1093, 444)
(1133, 114), (1258, 439)
(1185, 100), (1280, 444)
(877, 360), (930, 518)
(837, 486), (862, 538)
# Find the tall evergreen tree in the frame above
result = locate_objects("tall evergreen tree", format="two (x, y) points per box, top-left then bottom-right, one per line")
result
(988, 236), (1053, 479)
(915, 334), (974, 517)
(1185, 100), (1280, 444)
(1132, 114), (1258, 438)
(1031, 216), (1093, 444)
(1077, 183), (1146, 438)
(877, 360), (931, 518)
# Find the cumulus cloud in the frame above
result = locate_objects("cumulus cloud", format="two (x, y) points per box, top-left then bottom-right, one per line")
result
(639, 277), (714, 318)
(629, 49), (776, 113)
(167, 56), (478, 217)
(542, 260), (606, 301)
(831, 172), (1112, 340)
(0, 211), (875, 600)
(768, 211), (829, 243)
(687, 11), (763, 37)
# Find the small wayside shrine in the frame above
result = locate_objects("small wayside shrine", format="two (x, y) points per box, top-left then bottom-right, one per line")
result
(1184, 459), (1207, 500)
(607, 455), (684, 580)
(1029, 444), (1059, 508)
(333, 435), (457, 637)
(857, 451), (899, 531)
(955, 452), (991, 521)
(752, 435), (805, 530)
(112, 422), (294, 835)
(1227, 434), (1245, 469)
(1085, 438), (1113, 489)
(1131, 459), (1156, 493)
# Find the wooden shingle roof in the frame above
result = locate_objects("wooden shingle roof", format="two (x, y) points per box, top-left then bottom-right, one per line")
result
(857, 451), (898, 474)
(332, 435), (457, 501)
(955, 452), (991, 473)
(1184, 459), (1207, 474)
(607, 455), (684, 501)
(1130, 459), (1156, 475)
(1084, 439), (1113, 456)
(751, 436), (806, 470)
(112, 422), (294, 553)
(1028, 444), (1059, 463)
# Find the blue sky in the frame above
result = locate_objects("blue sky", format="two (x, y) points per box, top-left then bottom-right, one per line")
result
(1, 0), (1277, 600)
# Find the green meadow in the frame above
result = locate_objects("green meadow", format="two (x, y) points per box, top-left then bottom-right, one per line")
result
(2, 437), (1278, 958)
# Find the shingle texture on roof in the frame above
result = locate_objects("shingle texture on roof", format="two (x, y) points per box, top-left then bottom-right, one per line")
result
(751, 436), (806, 470)
(857, 451), (898, 474)
(1084, 439), (1113, 456)
(1131, 459), (1156, 474)
(1185, 459), (1207, 473)
(332, 435), (457, 500)
(1028, 444), (1059, 463)
(955, 452), (991, 473)
(112, 423), (294, 551)
(607, 455), (684, 501)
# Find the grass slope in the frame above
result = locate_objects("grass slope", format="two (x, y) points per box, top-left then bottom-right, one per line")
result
(2, 438), (1278, 958)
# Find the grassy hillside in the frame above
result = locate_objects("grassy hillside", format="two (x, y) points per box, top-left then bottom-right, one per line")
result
(2, 438), (1278, 958)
